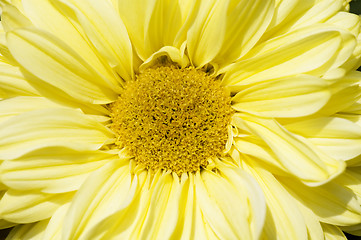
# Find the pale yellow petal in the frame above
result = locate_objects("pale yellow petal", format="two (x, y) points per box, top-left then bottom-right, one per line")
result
(195, 165), (266, 240)
(233, 137), (287, 175)
(51, 0), (133, 81)
(322, 223), (347, 240)
(1, 3), (32, 31)
(242, 162), (308, 240)
(62, 159), (137, 240)
(318, 72), (361, 115)
(0, 96), (62, 123)
(6, 220), (48, 240)
(118, 0), (184, 60)
(234, 114), (345, 185)
(42, 203), (70, 240)
(279, 176), (361, 226)
(0, 108), (113, 160)
(267, 0), (347, 38)
(22, 0), (123, 88)
(286, 117), (361, 161)
(7, 28), (117, 104)
(0, 62), (39, 99)
(223, 26), (356, 87)
(231, 75), (330, 117)
(296, 203), (324, 240)
(187, 0), (274, 67)
(1, 148), (117, 193)
(0, 190), (73, 223)
(140, 46), (189, 71)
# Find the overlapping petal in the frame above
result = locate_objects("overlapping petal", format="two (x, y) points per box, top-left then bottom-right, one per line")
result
(118, 0), (187, 61)
(0, 108), (114, 160)
(285, 117), (361, 161)
(50, 0), (134, 81)
(62, 159), (137, 240)
(187, 0), (274, 67)
(195, 165), (266, 240)
(231, 75), (330, 117)
(0, 190), (73, 223)
(7, 28), (118, 104)
(6, 221), (48, 240)
(233, 114), (345, 185)
(0, 61), (38, 99)
(242, 162), (308, 240)
(223, 25), (356, 88)
(1, 148), (117, 193)
(279, 176), (361, 226)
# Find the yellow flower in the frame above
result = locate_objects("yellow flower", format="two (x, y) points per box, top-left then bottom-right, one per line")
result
(0, 0), (361, 239)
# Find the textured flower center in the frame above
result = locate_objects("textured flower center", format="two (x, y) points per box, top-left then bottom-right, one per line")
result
(109, 65), (233, 174)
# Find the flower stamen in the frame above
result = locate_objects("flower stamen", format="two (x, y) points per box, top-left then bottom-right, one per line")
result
(109, 65), (233, 175)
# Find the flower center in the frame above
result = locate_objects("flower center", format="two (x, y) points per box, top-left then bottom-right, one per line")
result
(109, 65), (233, 175)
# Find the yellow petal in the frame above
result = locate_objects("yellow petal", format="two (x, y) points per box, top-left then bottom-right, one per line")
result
(242, 162), (308, 240)
(318, 72), (361, 116)
(0, 96), (62, 123)
(0, 190), (73, 223)
(231, 75), (330, 117)
(296, 203), (324, 240)
(118, 0), (184, 60)
(42, 203), (70, 240)
(7, 28), (117, 104)
(0, 62), (39, 99)
(187, 0), (274, 67)
(62, 159), (137, 240)
(140, 46), (189, 71)
(6, 220), (48, 240)
(286, 117), (361, 161)
(280, 176), (361, 226)
(223, 26), (356, 87)
(0, 108), (113, 160)
(235, 114), (345, 185)
(1, 148), (117, 193)
(195, 165), (266, 240)
(51, 0), (133, 81)
(267, 0), (346, 38)
(22, 0), (123, 87)
(1, 3), (32, 32)
(322, 223), (347, 240)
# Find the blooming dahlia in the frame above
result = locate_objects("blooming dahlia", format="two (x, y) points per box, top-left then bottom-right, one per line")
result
(0, 0), (361, 239)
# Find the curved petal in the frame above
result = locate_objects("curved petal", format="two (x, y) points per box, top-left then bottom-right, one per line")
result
(266, 0), (347, 38)
(50, 0), (133, 81)
(187, 0), (274, 67)
(223, 26), (356, 87)
(231, 75), (330, 118)
(0, 96), (63, 123)
(62, 159), (137, 240)
(118, 0), (185, 60)
(241, 162), (308, 240)
(1, 148), (117, 193)
(0, 108), (114, 160)
(20, 0), (122, 87)
(195, 165), (266, 240)
(79, 172), (215, 240)
(285, 117), (361, 161)
(234, 114), (345, 186)
(139, 45), (189, 71)
(42, 203), (69, 240)
(7, 28), (117, 104)
(322, 223), (347, 240)
(6, 220), (48, 240)
(279, 176), (361, 226)
(0, 57), (38, 99)
(0, 190), (73, 223)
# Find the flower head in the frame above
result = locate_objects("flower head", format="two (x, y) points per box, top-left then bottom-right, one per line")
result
(0, 0), (361, 239)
